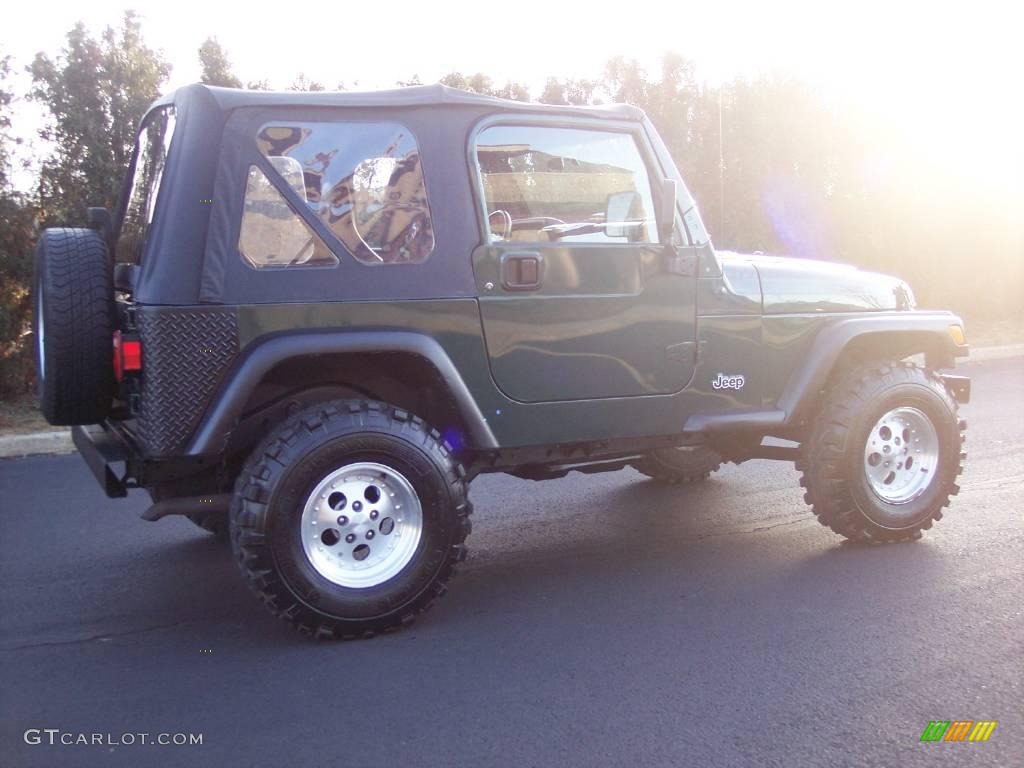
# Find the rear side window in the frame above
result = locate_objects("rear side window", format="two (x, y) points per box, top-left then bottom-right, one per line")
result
(238, 165), (338, 269)
(476, 125), (658, 245)
(116, 106), (175, 264)
(253, 121), (434, 264)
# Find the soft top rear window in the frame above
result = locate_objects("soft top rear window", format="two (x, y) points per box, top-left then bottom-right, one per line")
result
(116, 106), (176, 264)
(255, 121), (434, 265)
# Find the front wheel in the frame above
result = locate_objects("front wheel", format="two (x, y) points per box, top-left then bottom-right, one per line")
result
(797, 362), (965, 543)
(230, 400), (472, 639)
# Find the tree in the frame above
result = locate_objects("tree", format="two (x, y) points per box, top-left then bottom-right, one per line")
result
(0, 54), (14, 189)
(103, 13), (172, 199)
(0, 53), (39, 396)
(198, 37), (242, 88)
(539, 77), (567, 105)
(603, 57), (649, 106)
(439, 72), (495, 95)
(493, 81), (530, 102)
(466, 73), (493, 95)
(289, 73), (325, 92)
(29, 11), (169, 224)
(539, 77), (597, 106)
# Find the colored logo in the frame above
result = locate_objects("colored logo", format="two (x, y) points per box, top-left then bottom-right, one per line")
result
(920, 721), (997, 742)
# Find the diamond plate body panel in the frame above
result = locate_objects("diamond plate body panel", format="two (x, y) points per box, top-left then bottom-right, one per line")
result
(136, 307), (240, 456)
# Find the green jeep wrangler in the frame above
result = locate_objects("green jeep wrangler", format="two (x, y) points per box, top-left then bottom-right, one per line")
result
(33, 84), (970, 638)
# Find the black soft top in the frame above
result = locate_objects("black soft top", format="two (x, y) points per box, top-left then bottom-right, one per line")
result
(128, 83), (673, 306)
(146, 82), (644, 124)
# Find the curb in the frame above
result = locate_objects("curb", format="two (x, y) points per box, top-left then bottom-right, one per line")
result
(0, 429), (74, 459)
(0, 344), (1021, 459)
(965, 343), (1024, 363)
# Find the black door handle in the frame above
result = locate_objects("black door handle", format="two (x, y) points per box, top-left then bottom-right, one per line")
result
(501, 252), (544, 291)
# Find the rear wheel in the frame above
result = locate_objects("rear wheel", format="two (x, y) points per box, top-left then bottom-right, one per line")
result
(798, 361), (965, 543)
(33, 228), (114, 425)
(632, 446), (722, 484)
(230, 400), (471, 639)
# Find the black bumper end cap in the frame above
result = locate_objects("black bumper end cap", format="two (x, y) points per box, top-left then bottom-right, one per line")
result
(940, 373), (971, 404)
(71, 424), (128, 498)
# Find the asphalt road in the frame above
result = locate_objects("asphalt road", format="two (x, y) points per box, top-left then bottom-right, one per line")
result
(1, 357), (1022, 768)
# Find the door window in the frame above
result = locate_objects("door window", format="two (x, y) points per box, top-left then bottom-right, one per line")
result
(476, 125), (658, 245)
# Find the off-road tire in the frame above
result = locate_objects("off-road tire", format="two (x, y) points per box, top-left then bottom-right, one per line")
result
(230, 400), (472, 639)
(797, 361), (965, 543)
(33, 228), (114, 425)
(633, 446), (723, 484)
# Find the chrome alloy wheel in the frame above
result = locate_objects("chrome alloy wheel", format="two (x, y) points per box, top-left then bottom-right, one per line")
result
(301, 462), (423, 588)
(863, 406), (939, 506)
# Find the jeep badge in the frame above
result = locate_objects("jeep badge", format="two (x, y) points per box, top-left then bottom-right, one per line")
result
(712, 373), (746, 390)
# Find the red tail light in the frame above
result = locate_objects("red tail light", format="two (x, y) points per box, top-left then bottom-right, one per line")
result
(112, 330), (142, 383)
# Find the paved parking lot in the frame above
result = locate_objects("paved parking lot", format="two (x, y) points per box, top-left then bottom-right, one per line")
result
(1, 358), (1021, 768)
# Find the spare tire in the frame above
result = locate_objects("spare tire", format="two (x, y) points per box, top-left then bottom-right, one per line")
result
(34, 228), (115, 425)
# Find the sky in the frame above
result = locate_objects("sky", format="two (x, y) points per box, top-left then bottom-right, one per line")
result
(2, 0), (1022, 193)
(3, 0), (1017, 91)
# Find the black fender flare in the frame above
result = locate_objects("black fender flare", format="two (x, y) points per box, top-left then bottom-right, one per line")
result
(186, 331), (499, 456)
(777, 311), (968, 428)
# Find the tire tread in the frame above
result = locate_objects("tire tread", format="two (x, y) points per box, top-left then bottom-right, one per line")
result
(230, 399), (472, 640)
(35, 228), (114, 425)
(632, 446), (722, 484)
(797, 361), (965, 543)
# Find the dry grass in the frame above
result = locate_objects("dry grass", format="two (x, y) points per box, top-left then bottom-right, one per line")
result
(0, 393), (50, 435)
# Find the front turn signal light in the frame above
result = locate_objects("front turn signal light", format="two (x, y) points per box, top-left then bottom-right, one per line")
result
(948, 324), (966, 346)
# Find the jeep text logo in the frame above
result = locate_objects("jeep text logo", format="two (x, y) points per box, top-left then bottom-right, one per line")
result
(711, 373), (745, 391)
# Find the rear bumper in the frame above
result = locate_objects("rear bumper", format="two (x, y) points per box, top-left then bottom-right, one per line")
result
(73, 420), (222, 500)
(72, 423), (135, 498)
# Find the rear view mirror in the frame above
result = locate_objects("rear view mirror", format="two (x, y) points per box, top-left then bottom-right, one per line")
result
(605, 191), (640, 239)
(658, 178), (676, 244)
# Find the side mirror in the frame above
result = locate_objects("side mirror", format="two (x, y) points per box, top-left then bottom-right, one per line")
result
(658, 179), (676, 244)
(604, 191), (639, 239)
